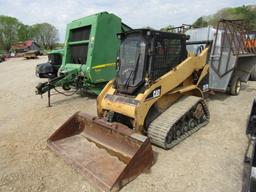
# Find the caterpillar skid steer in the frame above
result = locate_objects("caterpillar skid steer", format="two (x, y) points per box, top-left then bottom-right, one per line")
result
(48, 29), (210, 191)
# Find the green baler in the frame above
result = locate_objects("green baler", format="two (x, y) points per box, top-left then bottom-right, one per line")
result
(36, 12), (131, 100)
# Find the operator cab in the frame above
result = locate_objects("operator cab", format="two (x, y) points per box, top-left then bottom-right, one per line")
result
(115, 29), (188, 95)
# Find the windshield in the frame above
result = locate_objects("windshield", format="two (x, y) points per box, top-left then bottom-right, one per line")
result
(117, 35), (146, 87)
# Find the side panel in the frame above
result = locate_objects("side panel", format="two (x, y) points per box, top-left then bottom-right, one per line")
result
(89, 14), (122, 83)
(186, 26), (216, 54)
(135, 50), (208, 131)
(209, 55), (236, 91)
(234, 56), (256, 82)
(209, 31), (237, 91)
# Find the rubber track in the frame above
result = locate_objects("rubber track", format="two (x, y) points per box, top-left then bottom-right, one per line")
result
(148, 96), (210, 149)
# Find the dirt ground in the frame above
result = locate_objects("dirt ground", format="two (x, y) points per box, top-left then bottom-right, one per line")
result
(0, 56), (255, 192)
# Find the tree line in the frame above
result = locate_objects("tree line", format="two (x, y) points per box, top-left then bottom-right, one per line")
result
(0, 15), (59, 52)
(1, 4), (255, 53)
(160, 4), (256, 32)
(192, 5), (256, 29)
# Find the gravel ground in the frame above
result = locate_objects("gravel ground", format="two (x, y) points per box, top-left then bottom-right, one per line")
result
(0, 56), (255, 192)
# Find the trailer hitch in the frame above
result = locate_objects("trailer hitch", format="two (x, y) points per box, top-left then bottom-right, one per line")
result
(36, 75), (65, 107)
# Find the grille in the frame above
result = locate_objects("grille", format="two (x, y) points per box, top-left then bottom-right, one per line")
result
(151, 38), (182, 80)
(69, 44), (88, 64)
(70, 26), (91, 41)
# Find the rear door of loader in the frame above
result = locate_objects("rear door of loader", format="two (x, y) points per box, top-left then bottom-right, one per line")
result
(209, 30), (237, 92)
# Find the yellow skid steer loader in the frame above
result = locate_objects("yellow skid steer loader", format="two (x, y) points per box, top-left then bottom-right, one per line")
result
(48, 29), (210, 191)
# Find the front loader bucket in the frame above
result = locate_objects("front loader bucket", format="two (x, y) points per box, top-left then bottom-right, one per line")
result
(47, 112), (154, 192)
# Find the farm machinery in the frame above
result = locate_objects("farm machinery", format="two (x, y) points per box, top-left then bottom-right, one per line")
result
(36, 49), (64, 78)
(48, 28), (211, 191)
(24, 50), (42, 59)
(245, 31), (256, 80)
(46, 19), (256, 191)
(186, 19), (256, 95)
(36, 12), (131, 105)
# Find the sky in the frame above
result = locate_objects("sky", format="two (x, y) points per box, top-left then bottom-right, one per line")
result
(0, 0), (255, 42)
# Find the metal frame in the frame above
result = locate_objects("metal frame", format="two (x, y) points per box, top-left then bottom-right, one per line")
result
(211, 19), (256, 78)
